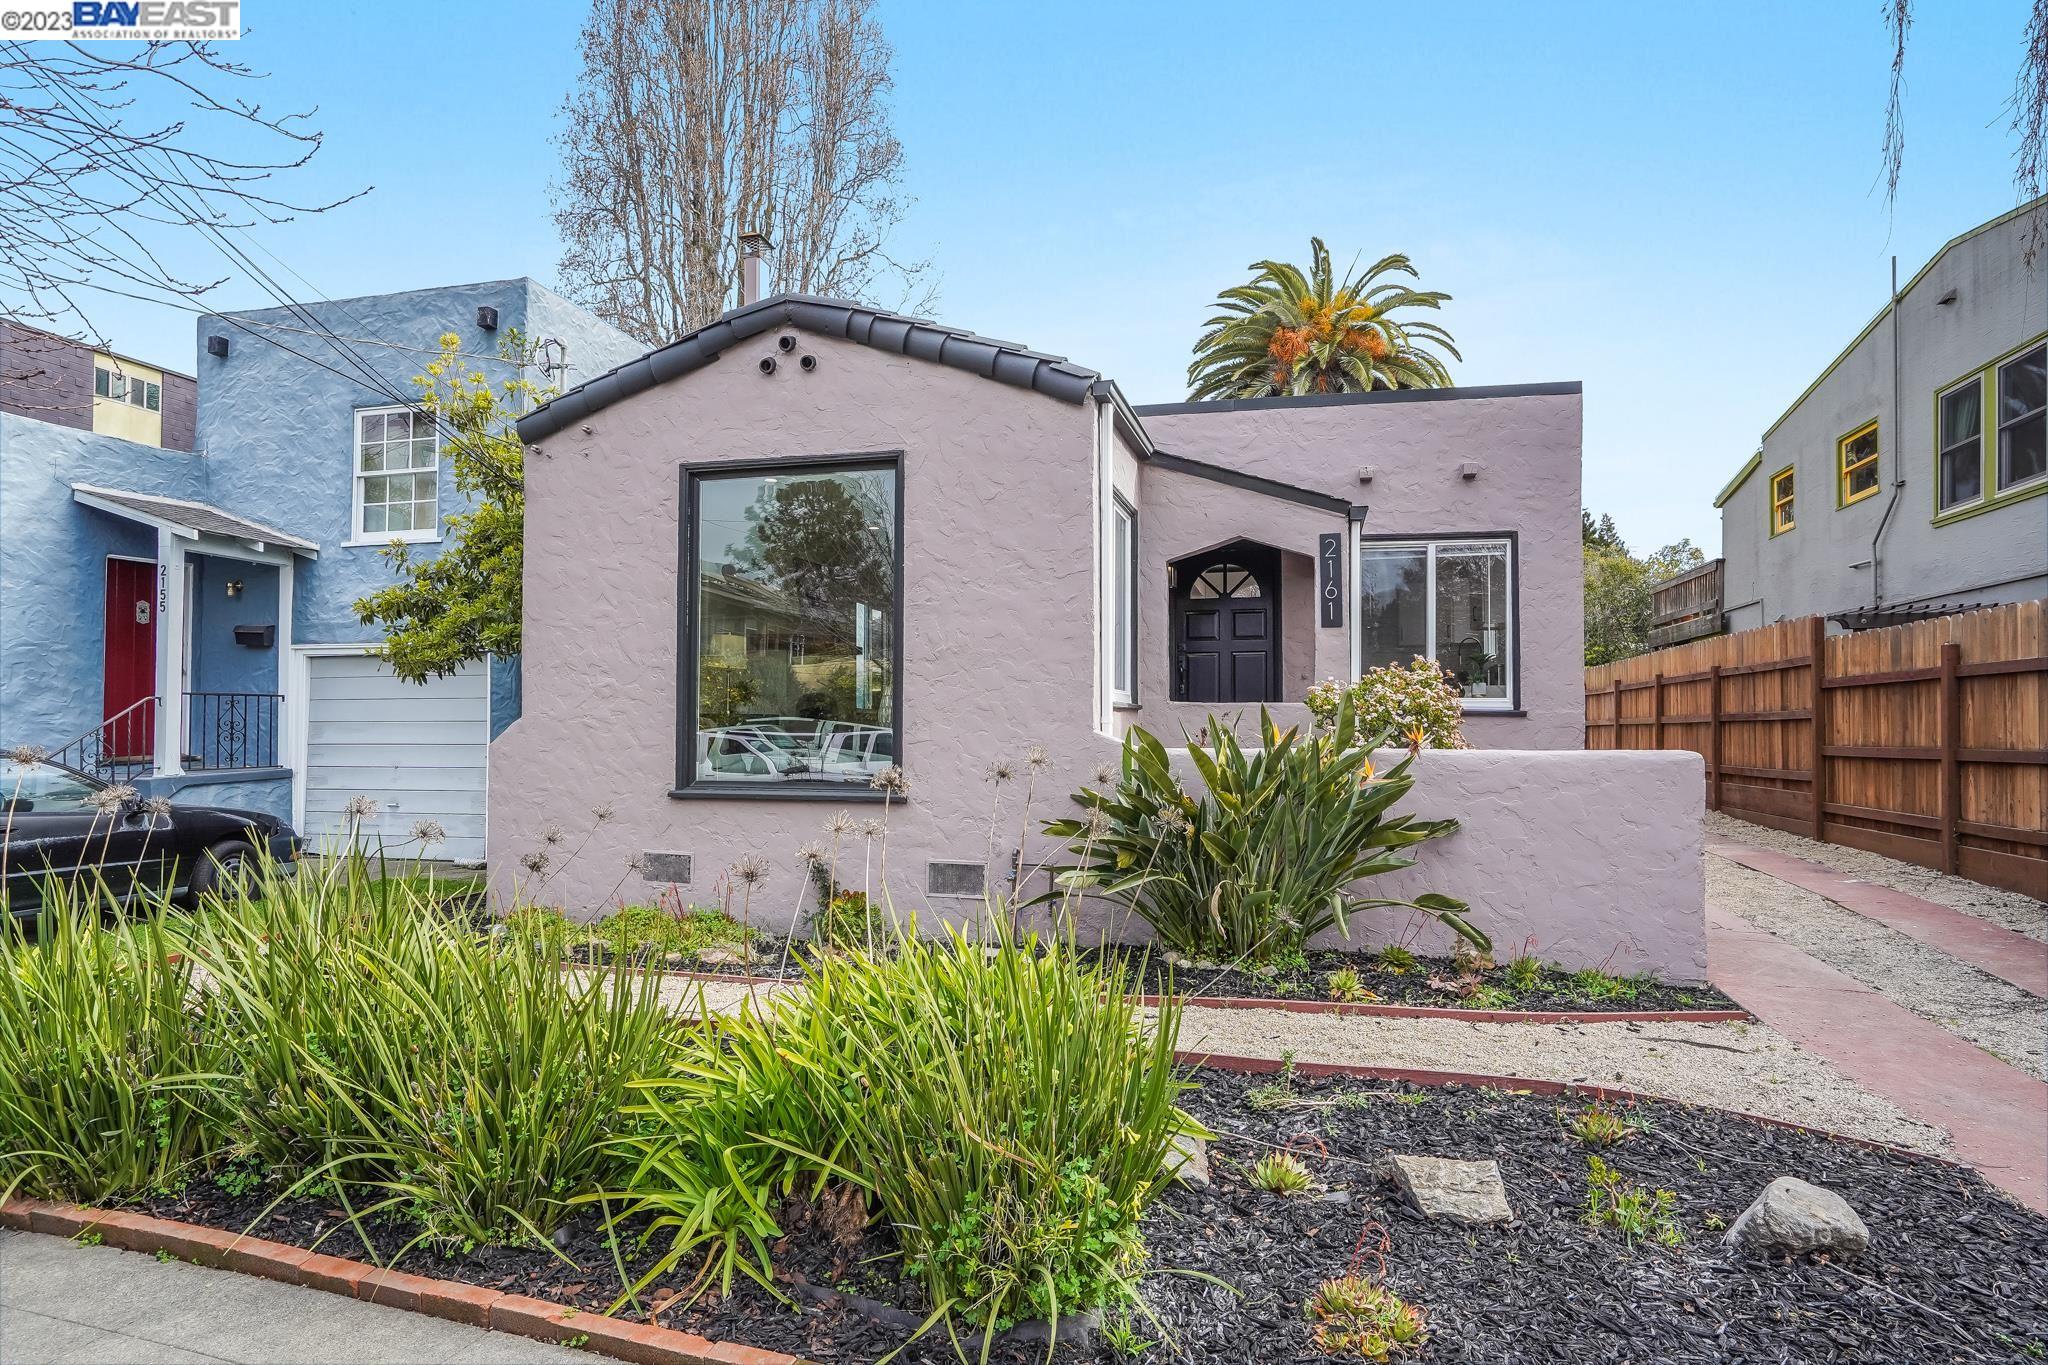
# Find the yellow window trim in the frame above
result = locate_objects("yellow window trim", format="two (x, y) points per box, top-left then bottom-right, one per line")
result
(1838, 420), (1881, 507)
(1769, 464), (1796, 535)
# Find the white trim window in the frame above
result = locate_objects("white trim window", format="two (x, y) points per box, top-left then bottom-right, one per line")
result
(1352, 535), (1515, 710)
(1110, 495), (1137, 704)
(352, 406), (440, 542)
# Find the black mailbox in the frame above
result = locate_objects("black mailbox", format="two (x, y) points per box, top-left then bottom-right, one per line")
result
(233, 624), (276, 649)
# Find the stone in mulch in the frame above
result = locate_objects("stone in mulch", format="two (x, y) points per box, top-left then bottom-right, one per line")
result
(1374, 1153), (1514, 1225)
(122, 1068), (2048, 1363)
(1724, 1176), (1872, 1258)
(1162, 1132), (1211, 1189)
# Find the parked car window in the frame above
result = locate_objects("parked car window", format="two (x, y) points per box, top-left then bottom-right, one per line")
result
(687, 459), (900, 787)
(1355, 538), (1514, 710)
(1, 760), (102, 814)
(1938, 377), (1984, 512)
(1838, 422), (1880, 506)
(354, 405), (441, 541)
(1997, 343), (2046, 493)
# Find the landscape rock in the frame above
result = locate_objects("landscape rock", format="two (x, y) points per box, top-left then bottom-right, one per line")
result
(1724, 1177), (1870, 1258)
(1163, 1132), (1211, 1189)
(694, 947), (748, 967)
(1374, 1154), (1514, 1225)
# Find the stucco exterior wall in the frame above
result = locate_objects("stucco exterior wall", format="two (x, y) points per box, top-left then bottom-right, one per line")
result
(1722, 203), (2048, 627)
(1137, 389), (1585, 748)
(1063, 746), (1707, 983)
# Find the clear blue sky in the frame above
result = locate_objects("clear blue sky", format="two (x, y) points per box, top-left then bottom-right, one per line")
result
(70, 0), (2036, 555)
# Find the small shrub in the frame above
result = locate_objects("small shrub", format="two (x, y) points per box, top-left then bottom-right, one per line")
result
(1567, 1101), (1643, 1148)
(807, 887), (886, 950)
(1325, 968), (1373, 1003)
(1046, 696), (1481, 964)
(1504, 955), (1544, 993)
(1305, 658), (1469, 750)
(1582, 1155), (1681, 1248)
(1567, 967), (1645, 1004)
(1308, 1273), (1429, 1359)
(1250, 1151), (1315, 1196)
(1376, 944), (1419, 975)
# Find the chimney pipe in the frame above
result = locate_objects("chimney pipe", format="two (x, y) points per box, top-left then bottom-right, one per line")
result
(738, 230), (774, 308)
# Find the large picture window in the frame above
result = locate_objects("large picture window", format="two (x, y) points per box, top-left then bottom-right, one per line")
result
(1354, 536), (1514, 709)
(681, 456), (901, 791)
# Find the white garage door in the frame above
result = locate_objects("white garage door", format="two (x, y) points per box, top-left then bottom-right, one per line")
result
(303, 655), (488, 863)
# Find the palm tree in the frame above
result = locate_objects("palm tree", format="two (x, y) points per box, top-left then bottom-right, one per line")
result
(1187, 239), (1460, 399)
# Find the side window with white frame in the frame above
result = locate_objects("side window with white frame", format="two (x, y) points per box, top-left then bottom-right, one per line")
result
(1354, 535), (1514, 709)
(353, 406), (440, 542)
(1111, 495), (1137, 703)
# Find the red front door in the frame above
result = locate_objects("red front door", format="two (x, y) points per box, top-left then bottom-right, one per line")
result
(102, 558), (156, 758)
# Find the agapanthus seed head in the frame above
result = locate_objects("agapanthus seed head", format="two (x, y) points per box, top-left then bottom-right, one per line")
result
(795, 842), (827, 867)
(541, 824), (565, 846)
(626, 854), (648, 873)
(860, 818), (885, 839)
(731, 852), (771, 886)
(1092, 763), (1117, 787)
(343, 794), (381, 822)
(984, 759), (1015, 784)
(591, 802), (616, 824)
(1025, 744), (1051, 771)
(824, 810), (857, 837)
(409, 819), (446, 846)
(88, 783), (138, 812)
(4, 744), (50, 766)
(141, 795), (174, 818)
(1086, 809), (1113, 836)
(519, 850), (551, 875)
(1153, 805), (1191, 834)
(869, 766), (909, 796)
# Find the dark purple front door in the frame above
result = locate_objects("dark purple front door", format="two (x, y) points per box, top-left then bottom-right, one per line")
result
(1173, 548), (1279, 704)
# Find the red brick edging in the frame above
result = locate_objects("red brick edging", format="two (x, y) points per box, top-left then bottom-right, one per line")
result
(0, 1198), (800, 1365)
(645, 966), (1754, 1025)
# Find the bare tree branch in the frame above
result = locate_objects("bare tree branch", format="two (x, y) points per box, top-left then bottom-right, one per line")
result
(0, 39), (359, 349)
(1881, 0), (1911, 212)
(2014, 0), (2048, 262)
(550, 0), (933, 344)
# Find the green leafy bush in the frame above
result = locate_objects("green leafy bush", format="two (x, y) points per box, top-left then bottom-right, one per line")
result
(611, 928), (1191, 1335)
(189, 862), (679, 1246)
(1583, 1154), (1681, 1248)
(1046, 697), (1482, 963)
(1305, 658), (1468, 750)
(806, 887), (886, 951)
(0, 884), (227, 1202)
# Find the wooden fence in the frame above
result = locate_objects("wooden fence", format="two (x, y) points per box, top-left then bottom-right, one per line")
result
(1585, 600), (2047, 899)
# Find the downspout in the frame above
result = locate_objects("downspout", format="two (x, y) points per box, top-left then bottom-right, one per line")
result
(1869, 255), (1904, 609)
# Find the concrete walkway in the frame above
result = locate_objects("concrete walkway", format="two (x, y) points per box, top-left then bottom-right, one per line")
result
(0, 1231), (586, 1365)
(1704, 837), (2048, 1215)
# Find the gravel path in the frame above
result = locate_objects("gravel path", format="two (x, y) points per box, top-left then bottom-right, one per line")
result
(627, 968), (1950, 1156)
(1707, 855), (2048, 1081)
(1706, 810), (2047, 941)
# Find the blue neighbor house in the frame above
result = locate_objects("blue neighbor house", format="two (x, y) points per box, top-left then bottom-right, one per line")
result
(0, 282), (640, 863)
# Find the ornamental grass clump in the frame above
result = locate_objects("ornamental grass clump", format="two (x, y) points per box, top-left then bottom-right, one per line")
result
(610, 924), (1193, 1339)
(1045, 695), (1482, 964)
(0, 880), (228, 1203)
(188, 858), (678, 1247)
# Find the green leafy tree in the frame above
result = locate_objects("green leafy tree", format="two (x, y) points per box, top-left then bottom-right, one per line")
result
(1188, 238), (1459, 399)
(1583, 515), (1706, 665)
(353, 332), (547, 683)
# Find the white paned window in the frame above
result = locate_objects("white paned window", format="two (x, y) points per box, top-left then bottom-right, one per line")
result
(1111, 496), (1137, 703)
(1354, 536), (1515, 710)
(353, 406), (440, 542)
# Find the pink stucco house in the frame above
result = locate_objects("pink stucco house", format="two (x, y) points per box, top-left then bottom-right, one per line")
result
(493, 286), (1708, 978)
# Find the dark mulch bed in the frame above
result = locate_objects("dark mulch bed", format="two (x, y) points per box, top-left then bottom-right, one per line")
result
(1080, 946), (1743, 1014)
(130, 1070), (2046, 1363)
(568, 939), (1743, 1016)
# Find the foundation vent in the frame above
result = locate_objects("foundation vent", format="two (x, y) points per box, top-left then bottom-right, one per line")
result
(641, 852), (692, 885)
(926, 860), (987, 899)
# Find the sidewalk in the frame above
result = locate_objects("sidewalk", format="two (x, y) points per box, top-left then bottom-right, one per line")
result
(0, 1231), (586, 1365)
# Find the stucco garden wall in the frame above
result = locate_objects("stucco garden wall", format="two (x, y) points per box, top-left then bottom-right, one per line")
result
(1137, 388), (1585, 748)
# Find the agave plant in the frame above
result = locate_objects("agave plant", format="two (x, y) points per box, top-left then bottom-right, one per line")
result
(1188, 238), (1459, 399)
(1044, 696), (1482, 963)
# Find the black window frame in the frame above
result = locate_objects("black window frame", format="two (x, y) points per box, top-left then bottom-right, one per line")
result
(1352, 527), (1523, 716)
(672, 449), (907, 802)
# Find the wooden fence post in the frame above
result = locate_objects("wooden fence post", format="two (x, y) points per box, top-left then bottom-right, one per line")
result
(1940, 640), (1961, 875)
(1706, 663), (1722, 811)
(1651, 672), (1665, 751)
(1611, 678), (1623, 749)
(1809, 617), (1828, 842)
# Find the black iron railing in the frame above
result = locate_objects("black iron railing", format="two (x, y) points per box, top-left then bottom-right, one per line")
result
(183, 692), (282, 771)
(47, 696), (156, 784)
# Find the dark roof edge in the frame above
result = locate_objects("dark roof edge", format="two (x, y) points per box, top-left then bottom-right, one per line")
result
(517, 294), (1101, 443)
(1132, 380), (1582, 417)
(1144, 449), (1350, 516)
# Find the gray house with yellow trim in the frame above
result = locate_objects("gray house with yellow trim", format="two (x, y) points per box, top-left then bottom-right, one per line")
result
(1715, 198), (2046, 632)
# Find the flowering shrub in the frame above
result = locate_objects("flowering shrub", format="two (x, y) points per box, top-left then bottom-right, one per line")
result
(1306, 658), (1468, 749)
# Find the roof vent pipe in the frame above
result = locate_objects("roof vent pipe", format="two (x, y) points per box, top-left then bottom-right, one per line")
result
(738, 229), (775, 308)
